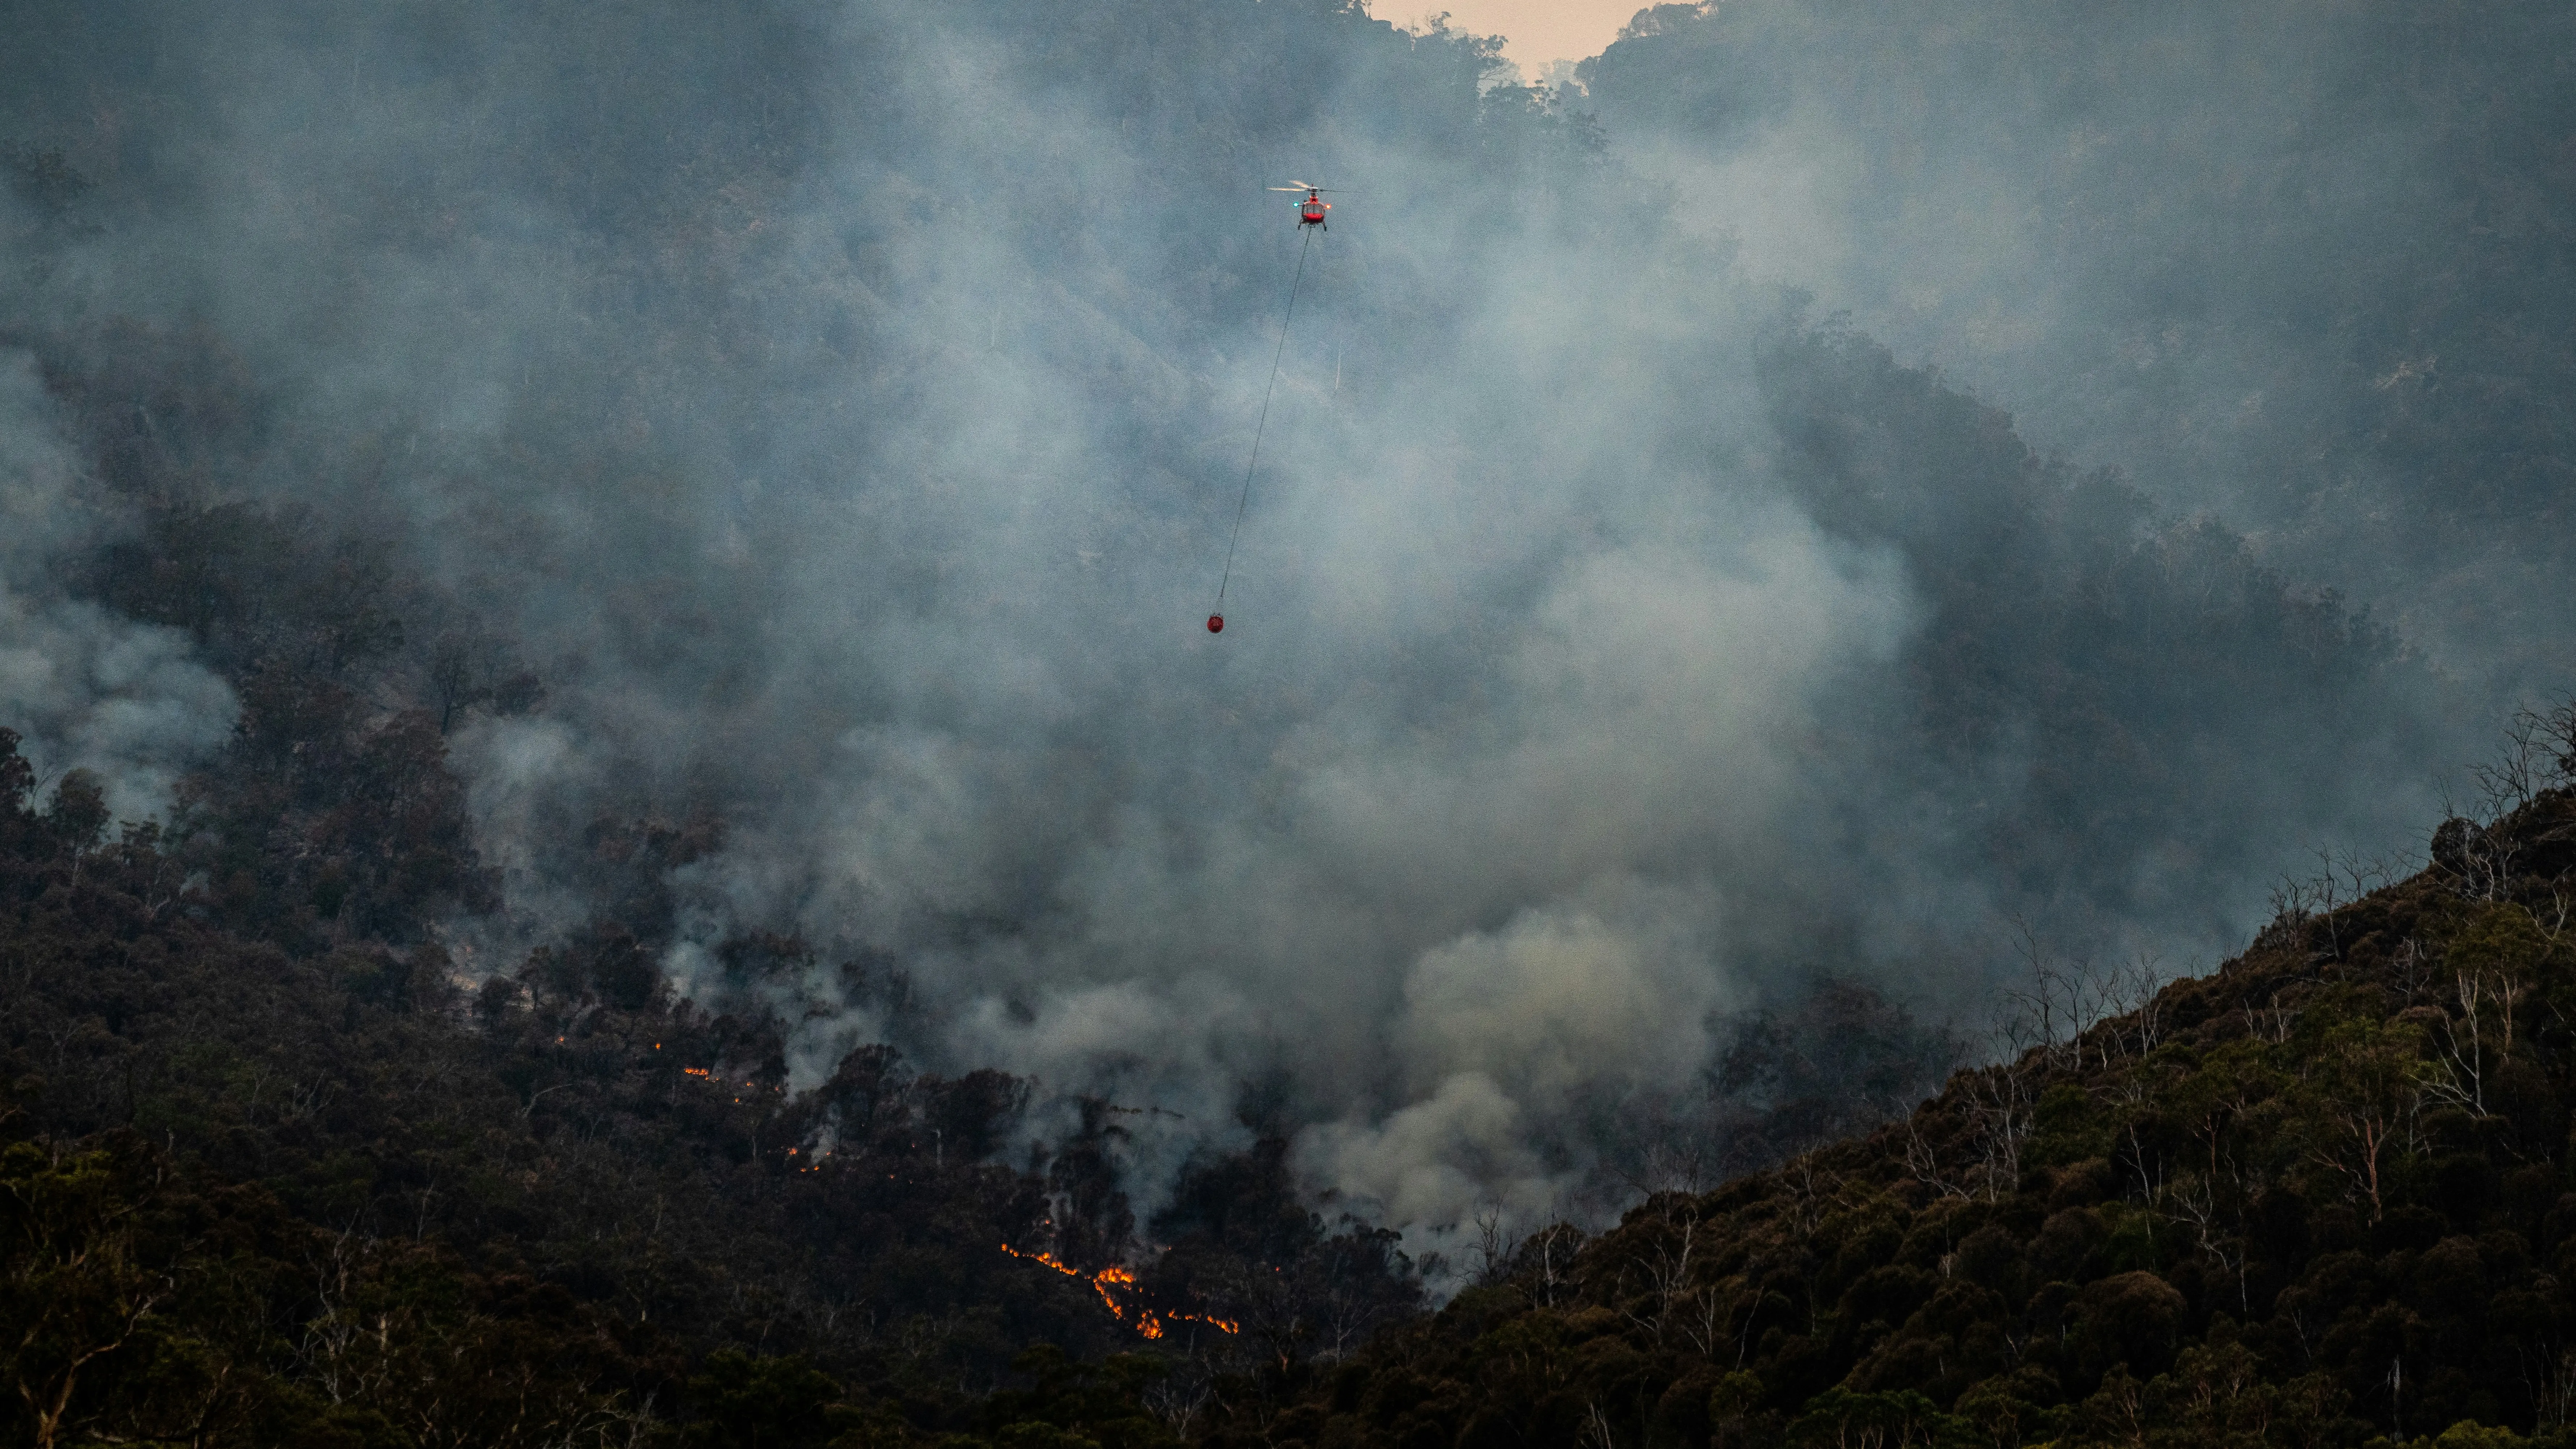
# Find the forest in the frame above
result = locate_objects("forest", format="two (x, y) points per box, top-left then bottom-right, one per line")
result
(7, 0), (2576, 1444)
(12, 580), (2576, 1446)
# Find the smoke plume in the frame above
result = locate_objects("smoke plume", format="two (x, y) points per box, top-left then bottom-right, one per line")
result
(3, 0), (2544, 1247)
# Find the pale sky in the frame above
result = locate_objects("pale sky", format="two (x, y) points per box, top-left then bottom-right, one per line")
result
(1418, 0), (1647, 76)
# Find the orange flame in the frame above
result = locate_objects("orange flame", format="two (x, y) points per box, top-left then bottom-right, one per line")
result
(998, 1244), (1240, 1339)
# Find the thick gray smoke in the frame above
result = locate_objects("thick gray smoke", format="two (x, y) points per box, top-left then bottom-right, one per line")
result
(1579, 0), (2576, 704)
(1, 0), (2530, 1245)
(0, 346), (234, 819)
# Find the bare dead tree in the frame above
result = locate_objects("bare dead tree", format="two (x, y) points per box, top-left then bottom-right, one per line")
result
(1903, 1116), (1963, 1200)
(2524, 1344), (2576, 1435)
(1675, 1275), (1752, 1362)
(1580, 1400), (1618, 1449)
(2087, 953), (2173, 1071)
(1470, 1204), (1522, 1289)
(1618, 1213), (1700, 1347)
(2468, 703), (2576, 816)
(1778, 1155), (1836, 1237)
(2419, 967), (2526, 1120)
(1513, 1224), (1585, 1311)
(2435, 817), (2524, 904)
(2162, 1176), (2250, 1318)
(1142, 1373), (1214, 1439)
(2263, 874), (2336, 960)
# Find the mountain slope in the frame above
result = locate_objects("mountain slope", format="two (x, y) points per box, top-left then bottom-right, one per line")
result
(1199, 723), (2576, 1447)
(0, 717), (1417, 1448)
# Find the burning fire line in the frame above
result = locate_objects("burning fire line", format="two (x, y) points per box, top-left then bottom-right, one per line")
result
(999, 1244), (1239, 1340)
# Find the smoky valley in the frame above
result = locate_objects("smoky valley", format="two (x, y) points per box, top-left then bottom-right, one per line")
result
(6, 1), (2576, 1446)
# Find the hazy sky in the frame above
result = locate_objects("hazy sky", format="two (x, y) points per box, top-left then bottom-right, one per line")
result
(1418, 0), (1637, 73)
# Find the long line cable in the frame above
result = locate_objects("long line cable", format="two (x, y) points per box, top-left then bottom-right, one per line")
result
(1213, 223), (1317, 617)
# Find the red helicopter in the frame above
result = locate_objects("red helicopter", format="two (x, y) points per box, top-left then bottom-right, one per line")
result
(1269, 181), (1334, 229)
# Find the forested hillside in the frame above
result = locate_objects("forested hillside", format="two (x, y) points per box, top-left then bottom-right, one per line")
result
(0, 706), (1424, 1445)
(7, 0), (2576, 1445)
(18, 670), (2576, 1448)
(1196, 717), (2576, 1447)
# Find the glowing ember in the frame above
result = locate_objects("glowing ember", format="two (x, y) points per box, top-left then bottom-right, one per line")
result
(998, 1244), (1239, 1339)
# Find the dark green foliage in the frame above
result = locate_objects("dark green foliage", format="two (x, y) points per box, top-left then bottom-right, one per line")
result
(684, 1351), (865, 1449)
(981, 1347), (1181, 1449)
(1784, 1387), (1973, 1447)
(0, 1119), (660, 1449)
(1204, 781), (2576, 1447)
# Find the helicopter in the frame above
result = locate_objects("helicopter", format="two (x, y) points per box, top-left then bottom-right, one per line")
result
(1207, 181), (1339, 637)
(1269, 182), (1334, 229)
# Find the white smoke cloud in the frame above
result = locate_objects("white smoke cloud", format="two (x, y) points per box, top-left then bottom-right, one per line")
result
(0, 349), (234, 820)
(1299, 1071), (1545, 1229)
(1401, 890), (1719, 1102)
